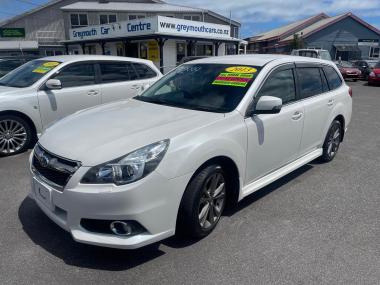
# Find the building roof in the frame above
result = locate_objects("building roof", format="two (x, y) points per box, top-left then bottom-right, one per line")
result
(250, 13), (328, 42)
(61, 1), (201, 12)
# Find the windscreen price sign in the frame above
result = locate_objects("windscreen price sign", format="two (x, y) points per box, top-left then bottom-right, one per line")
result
(0, 28), (25, 38)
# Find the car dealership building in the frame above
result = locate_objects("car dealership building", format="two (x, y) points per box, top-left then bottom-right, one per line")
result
(0, 0), (244, 73)
(246, 12), (380, 61)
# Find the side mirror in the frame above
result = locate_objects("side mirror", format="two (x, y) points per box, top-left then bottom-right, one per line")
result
(254, 96), (282, 115)
(45, 79), (62, 90)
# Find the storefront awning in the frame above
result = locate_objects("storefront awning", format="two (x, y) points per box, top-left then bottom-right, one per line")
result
(333, 44), (361, 52)
(0, 40), (38, 50)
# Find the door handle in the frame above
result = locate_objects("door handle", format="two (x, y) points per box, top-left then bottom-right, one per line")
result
(327, 99), (334, 106)
(87, 90), (99, 96)
(291, 111), (303, 120)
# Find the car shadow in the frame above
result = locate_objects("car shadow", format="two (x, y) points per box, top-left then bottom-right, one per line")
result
(19, 163), (314, 266)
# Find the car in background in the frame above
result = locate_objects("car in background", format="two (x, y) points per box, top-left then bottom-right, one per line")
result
(0, 55), (161, 156)
(335, 61), (361, 81)
(0, 56), (40, 78)
(29, 55), (352, 249)
(368, 61), (380, 86)
(352, 60), (378, 80)
(291, 49), (332, 61)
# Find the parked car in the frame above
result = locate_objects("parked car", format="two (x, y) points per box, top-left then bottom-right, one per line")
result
(368, 61), (380, 86)
(0, 55), (161, 156)
(178, 56), (210, 65)
(335, 61), (362, 81)
(291, 49), (332, 61)
(29, 55), (352, 249)
(352, 59), (378, 80)
(0, 56), (40, 78)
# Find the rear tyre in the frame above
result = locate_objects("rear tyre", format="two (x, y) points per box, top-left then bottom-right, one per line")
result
(320, 120), (342, 162)
(0, 115), (32, 157)
(177, 164), (227, 239)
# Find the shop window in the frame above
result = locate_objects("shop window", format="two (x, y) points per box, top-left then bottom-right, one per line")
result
(139, 42), (148, 59)
(196, 44), (213, 56)
(226, 44), (237, 55)
(70, 14), (88, 28)
(184, 15), (201, 21)
(116, 43), (124, 56)
(370, 47), (380, 58)
(231, 26), (239, 38)
(176, 43), (186, 63)
(129, 14), (146, 20)
(100, 14), (117, 25)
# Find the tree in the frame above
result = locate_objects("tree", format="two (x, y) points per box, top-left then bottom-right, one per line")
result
(292, 34), (304, 49)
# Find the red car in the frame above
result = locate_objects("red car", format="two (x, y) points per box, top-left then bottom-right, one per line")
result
(368, 61), (380, 86)
(335, 61), (362, 81)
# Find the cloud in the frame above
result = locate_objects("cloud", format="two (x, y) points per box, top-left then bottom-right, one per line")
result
(167, 0), (380, 34)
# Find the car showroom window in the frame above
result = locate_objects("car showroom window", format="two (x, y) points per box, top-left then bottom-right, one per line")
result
(297, 67), (324, 99)
(54, 64), (95, 88)
(132, 63), (157, 79)
(100, 62), (137, 83)
(256, 68), (296, 105)
(70, 13), (88, 28)
(323, 66), (342, 90)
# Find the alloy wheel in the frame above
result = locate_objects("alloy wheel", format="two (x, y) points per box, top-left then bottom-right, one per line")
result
(0, 119), (28, 155)
(198, 172), (226, 229)
(327, 124), (341, 158)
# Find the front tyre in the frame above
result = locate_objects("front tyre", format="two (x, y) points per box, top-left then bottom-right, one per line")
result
(0, 115), (32, 157)
(177, 165), (227, 239)
(320, 120), (342, 162)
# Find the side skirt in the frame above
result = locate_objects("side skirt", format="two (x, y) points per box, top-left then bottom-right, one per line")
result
(240, 148), (323, 200)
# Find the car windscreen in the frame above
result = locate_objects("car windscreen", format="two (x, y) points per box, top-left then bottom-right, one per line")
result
(298, 51), (318, 58)
(134, 64), (261, 113)
(0, 60), (61, 88)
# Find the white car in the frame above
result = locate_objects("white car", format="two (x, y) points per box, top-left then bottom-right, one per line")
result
(29, 55), (352, 249)
(0, 55), (161, 156)
(291, 49), (332, 61)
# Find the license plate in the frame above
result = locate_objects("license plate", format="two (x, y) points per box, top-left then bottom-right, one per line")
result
(33, 178), (53, 210)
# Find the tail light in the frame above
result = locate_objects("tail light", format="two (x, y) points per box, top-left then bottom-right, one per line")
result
(348, 87), (353, 97)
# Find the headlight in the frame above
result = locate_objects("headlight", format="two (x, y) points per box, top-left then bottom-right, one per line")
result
(81, 140), (169, 185)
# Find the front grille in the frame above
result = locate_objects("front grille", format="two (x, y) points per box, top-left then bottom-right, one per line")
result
(32, 144), (81, 190)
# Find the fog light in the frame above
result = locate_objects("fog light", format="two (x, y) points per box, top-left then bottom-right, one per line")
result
(110, 221), (133, 236)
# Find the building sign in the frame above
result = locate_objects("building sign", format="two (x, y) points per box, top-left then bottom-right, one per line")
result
(69, 16), (231, 41)
(0, 28), (25, 38)
(358, 39), (379, 47)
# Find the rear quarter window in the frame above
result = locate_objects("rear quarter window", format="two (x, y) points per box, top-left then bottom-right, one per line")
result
(323, 66), (342, 90)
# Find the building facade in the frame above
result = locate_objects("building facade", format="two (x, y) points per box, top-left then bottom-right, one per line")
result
(246, 13), (380, 61)
(0, 0), (243, 73)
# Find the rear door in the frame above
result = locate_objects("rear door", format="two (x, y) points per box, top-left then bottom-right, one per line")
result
(37, 62), (101, 128)
(296, 64), (333, 155)
(245, 64), (305, 183)
(98, 61), (159, 104)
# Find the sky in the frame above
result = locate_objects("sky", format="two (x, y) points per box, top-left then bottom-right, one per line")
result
(0, 0), (380, 38)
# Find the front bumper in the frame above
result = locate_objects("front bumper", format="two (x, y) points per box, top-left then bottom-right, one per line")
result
(29, 156), (192, 249)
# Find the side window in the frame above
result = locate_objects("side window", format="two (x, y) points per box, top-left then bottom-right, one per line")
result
(323, 66), (342, 90)
(132, 63), (157, 79)
(257, 68), (296, 105)
(319, 68), (329, 92)
(297, 67), (323, 99)
(100, 62), (138, 83)
(54, 63), (95, 88)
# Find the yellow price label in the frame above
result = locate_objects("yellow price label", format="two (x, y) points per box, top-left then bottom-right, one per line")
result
(225, 66), (257, 74)
(43, 62), (60, 67)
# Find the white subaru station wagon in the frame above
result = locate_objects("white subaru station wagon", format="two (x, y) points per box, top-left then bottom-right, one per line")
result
(29, 55), (352, 249)
(0, 55), (161, 156)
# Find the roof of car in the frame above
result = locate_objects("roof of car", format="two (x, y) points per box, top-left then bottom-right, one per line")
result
(186, 54), (333, 67)
(39, 55), (153, 64)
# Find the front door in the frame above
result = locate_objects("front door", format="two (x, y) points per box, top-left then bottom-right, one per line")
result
(37, 62), (101, 128)
(245, 66), (305, 184)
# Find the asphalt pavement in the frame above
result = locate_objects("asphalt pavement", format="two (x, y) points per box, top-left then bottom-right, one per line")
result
(0, 81), (379, 285)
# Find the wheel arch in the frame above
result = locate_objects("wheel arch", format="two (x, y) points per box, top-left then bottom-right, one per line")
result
(186, 155), (241, 208)
(0, 110), (38, 142)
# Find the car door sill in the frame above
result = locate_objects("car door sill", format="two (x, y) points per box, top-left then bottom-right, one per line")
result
(240, 148), (323, 200)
